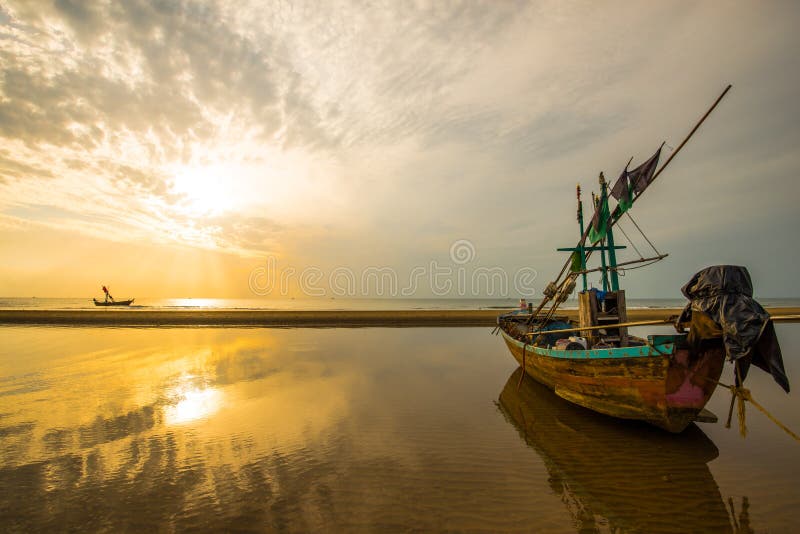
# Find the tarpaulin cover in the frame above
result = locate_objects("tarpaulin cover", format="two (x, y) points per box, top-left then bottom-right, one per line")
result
(537, 321), (573, 347)
(678, 265), (790, 392)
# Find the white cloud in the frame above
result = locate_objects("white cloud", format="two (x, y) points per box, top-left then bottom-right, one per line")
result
(1, 0), (799, 295)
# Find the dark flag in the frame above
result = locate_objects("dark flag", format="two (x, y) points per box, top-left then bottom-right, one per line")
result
(610, 164), (633, 214)
(629, 143), (664, 194)
(609, 145), (663, 214)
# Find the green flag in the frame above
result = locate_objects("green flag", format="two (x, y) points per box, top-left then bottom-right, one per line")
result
(588, 198), (610, 244)
(570, 250), (583, 273)
(610, 168), (633, 214)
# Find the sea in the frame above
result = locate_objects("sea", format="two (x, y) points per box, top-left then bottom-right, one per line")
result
(2, 296), (800, 310)
(1, 313), (799, 531)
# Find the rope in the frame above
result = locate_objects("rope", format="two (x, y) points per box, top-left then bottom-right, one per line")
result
(734, 362), (747, 437)
(626, 212), (661, 256)
(741, 388), (800, 442)
(613, 257), (665, 273)
(535, 274), (577, 328)
(661, 348), (800, 442)
(718, 378), (800, 442)
(736, 388), (748, 438)
(517, 344), (527, 389)
(615, 222), (644, 259)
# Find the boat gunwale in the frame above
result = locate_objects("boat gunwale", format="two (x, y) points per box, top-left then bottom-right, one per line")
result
(499, 326), (677, 360)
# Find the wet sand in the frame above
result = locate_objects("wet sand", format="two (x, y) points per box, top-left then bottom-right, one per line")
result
(1, 307), (798, 326)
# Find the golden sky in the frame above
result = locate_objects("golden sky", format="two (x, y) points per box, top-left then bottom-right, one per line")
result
(1, 1), (799, 298)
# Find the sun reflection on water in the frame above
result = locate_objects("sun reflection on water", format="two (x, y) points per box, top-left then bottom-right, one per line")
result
(164, 374), (222, 425)
(163, 298), (223, 308)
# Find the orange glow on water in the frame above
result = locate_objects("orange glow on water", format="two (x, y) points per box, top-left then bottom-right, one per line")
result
(164, 378), (222, 425)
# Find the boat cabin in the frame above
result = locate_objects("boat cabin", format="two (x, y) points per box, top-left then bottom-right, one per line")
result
(578, 289), (628, 347)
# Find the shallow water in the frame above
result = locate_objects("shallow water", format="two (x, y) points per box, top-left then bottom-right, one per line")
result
(1, 326), (798, 532)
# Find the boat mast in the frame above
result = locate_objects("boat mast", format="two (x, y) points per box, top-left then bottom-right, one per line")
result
(576, 185), (588, 292)
(591, 191), (610, 292)
(600, 173), (621, 292)
(527, 85), (731, 324)
(558, 186), (625, 295)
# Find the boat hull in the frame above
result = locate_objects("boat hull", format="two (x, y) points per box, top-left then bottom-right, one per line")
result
(93, 298), (134, 307)
(499, 328), (725, 432)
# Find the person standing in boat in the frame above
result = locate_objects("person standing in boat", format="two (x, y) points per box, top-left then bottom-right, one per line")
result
(102, 285), (114, 303)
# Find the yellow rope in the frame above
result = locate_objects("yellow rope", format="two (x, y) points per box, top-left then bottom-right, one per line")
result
(723, 383), (800, 442)
(670, 355), (799, 442)
(736, 386), (747, 438)
(729, 385), (800, 442)
(735, 363), (747, 438)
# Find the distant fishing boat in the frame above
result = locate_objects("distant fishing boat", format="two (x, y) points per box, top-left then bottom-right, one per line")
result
(94, 284), (133, 306)
(497, 85), (790, 433)
(93, 298), (134, 306)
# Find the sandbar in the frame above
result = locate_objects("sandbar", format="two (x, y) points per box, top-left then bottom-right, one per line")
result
(0, 307), (797, 327)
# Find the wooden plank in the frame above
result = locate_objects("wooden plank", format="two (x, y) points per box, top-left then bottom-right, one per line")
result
(578, 291), (598, 343)
(617, 290), (629, 346)
(694, 408), (718, 424)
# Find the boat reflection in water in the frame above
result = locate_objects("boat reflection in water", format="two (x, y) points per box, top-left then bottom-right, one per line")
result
(498, 369), (748, 533)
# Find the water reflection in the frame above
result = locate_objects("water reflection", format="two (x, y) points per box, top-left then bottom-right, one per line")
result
(0, 326), (792, 531)
(164, 374), (222, 425)
(498, 369), (743, 533)
(0, 328), (357, 531)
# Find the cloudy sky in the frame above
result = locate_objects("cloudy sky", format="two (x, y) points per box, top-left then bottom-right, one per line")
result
(1, 1), (798, 298)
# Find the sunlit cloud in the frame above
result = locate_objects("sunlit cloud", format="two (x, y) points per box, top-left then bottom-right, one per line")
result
(1, 1), (799, 296)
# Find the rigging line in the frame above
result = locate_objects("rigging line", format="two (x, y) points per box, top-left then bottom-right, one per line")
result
(618, 261), (662, 272)
(614, 258), (665, 272)
(615, 222), (644, 259)
(625, 212), (661, 256)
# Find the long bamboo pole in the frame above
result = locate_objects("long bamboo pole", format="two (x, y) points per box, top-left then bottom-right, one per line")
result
(525, 85), (733, 326)
(613, 84), (732, 222)
(570, 254), (668, 276)
(524, 86), (732, 326)
(525, 318), (670, 336)
(773, 315), (800, 322)
(524, 314), (800, 337)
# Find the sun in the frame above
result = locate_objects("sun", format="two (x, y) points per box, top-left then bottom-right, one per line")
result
(172, 164), (235, 215)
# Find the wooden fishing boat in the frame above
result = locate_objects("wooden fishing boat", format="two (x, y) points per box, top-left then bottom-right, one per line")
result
(497, 85), (789, 433)
(93, 298), (134, 306)
(498, 318), (724, 432)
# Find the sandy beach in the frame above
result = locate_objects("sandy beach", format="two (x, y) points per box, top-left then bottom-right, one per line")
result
(1, 307), (798, 327)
